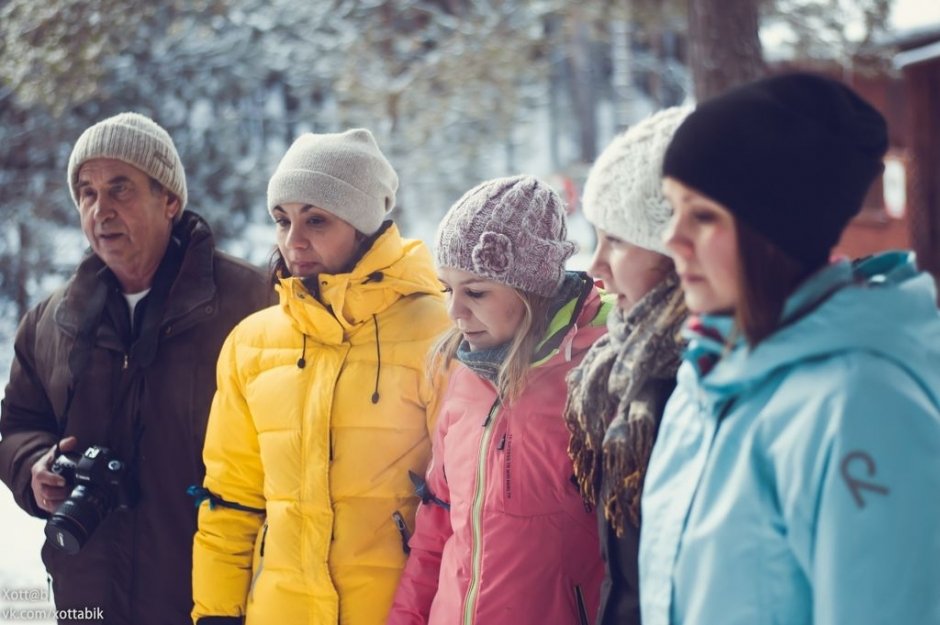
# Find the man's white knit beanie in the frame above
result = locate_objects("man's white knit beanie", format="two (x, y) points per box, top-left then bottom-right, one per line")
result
(267, 129), (398, 235)
(67, 112), (187, 210)
(582, 106), (692, 253)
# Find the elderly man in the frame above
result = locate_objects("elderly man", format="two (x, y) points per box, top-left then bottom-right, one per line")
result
(0, 113), (272, 624)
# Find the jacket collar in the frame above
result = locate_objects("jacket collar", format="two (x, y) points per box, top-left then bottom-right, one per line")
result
(54, 211), (218, 337)
(532, 272), (613, 368)
(277, 222), (442, 343)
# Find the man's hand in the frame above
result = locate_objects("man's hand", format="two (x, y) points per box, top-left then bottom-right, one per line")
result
(31, 436), (78, 513)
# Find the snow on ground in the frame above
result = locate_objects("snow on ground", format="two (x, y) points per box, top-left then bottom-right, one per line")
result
(0, 320), (56, 622)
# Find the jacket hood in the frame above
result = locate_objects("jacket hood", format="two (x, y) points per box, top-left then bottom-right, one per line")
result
(700, 251), (940, 408)
(278, 222), (443, 341)
(533, 272), (614, 369)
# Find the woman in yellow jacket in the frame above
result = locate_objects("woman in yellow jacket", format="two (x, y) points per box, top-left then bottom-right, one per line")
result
(191, 129), (451, 625)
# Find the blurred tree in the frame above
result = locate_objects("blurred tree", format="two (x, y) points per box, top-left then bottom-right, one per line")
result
(0, 88), (83, 319)
(328, 0), (568, 227)
(683, 0), (895, 100)
(765, 0), (893, 66)
(687, 0), (766, 99)
(0, 0), (159, 114)
(0, 0), (900, 315)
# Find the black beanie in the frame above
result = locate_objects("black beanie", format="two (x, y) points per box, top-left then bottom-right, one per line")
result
(662, 72), (888, 267)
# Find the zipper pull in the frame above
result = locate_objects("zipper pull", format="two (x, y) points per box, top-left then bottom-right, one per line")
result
(482, 400), (500, 427)
(392, 511), (411, 554)
(122, 354), (129, 370)
(497, 434), (507, 451)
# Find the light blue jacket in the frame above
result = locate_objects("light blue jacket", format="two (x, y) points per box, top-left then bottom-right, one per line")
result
(639, 252), (940, 625)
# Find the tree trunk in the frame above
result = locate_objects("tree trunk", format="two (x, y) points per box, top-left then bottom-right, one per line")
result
(609, 17), (637, 132)
(566, 12), (598, 163)
(547, 15), (563, 172)
(687, 0), (766, 100)
(15, 220), (30, 320)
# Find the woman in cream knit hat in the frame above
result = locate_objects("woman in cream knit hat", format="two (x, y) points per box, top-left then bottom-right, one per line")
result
(192, 129), (451, 624)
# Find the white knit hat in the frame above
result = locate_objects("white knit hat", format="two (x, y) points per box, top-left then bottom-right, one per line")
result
(67, 112), (188, 210)
(582, 106), (692, 253)
(267, 129), (398, 235)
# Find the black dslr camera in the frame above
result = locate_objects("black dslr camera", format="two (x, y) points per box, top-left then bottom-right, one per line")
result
(44, 446), (137, 555)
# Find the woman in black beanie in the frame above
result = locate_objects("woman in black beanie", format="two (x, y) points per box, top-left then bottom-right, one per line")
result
(638, 73), (940, 625)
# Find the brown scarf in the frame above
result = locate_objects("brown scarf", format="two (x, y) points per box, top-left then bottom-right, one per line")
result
(564, 272), (687, 536)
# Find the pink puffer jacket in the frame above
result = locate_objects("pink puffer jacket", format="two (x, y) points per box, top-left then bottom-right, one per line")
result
(388, 282), (610, 625)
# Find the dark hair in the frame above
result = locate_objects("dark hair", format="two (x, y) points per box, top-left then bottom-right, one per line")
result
(267, 229), (371, 286)
(734, 220), (820, 347)
(269, 248), (289, 286)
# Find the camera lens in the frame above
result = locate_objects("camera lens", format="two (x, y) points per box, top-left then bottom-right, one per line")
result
(44, 485), (112, 555)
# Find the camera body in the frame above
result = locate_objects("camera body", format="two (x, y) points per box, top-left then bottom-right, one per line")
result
(44, 445), (137, 555)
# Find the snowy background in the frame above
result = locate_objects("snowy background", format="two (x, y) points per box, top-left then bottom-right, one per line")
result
(0, 0), (940, 622)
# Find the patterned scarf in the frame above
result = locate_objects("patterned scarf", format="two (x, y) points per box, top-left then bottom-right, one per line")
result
(455, 340), (510, 384)
(564, 273), (687, 535)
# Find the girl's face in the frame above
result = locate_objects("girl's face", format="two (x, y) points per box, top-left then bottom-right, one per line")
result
(437, 267), (526, 351)
(589, 228), (672, 311)
(272, 203), (362, 278)
(662, 178), (740, 314)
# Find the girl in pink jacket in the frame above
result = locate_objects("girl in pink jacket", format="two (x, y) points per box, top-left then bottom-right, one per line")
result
(388, 175), (610, 625)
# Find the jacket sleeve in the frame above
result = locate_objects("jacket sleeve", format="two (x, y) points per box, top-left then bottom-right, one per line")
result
(0, 305), (60, 518)
(387, 396), (454, 625)
(420, 360), (452, 436)
(192, 329), (266, 623)
(778, 355), (940, 625)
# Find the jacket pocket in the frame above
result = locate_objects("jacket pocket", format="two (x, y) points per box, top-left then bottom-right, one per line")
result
(499, 416), (582, 518)
(247, 521), (268, 602)
(574, 584), (589, 625)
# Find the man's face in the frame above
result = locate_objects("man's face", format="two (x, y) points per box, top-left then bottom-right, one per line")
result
(76, 158), (180, 293)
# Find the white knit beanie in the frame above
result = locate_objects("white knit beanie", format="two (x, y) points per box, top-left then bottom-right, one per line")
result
(67, 112), (188, 210)
(267, 129), (398, 235)
(582, 106), (692, 253)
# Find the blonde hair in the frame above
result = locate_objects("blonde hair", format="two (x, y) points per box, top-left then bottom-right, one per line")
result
(429, 289), (555, 405)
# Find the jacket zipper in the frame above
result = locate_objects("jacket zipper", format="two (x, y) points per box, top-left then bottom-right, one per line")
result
(574, 584), (589, 625)
(462, 399), (501, 625)
(392, 510), (412, 554)
(248, 522), (268, 601)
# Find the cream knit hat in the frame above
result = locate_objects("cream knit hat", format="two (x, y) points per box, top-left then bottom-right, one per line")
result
(267, 129), (398, 235)
(582, 106), (692, 253)
(67, 112), (187, 210)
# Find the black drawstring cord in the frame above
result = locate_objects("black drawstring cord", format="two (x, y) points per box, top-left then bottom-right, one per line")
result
(371, 314), (381, 404)
(297, 334), (307, 369)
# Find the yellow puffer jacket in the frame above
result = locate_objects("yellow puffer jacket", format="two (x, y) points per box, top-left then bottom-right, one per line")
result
(192, 224), (450, 624)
